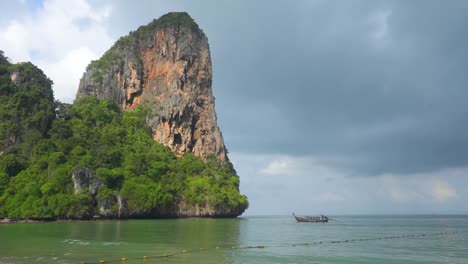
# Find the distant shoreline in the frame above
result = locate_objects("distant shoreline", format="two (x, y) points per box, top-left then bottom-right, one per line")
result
(3, 214), (468, 225)
(1, 216), (244, 224)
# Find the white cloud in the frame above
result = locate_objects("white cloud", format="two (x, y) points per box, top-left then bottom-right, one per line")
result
(432, 180), (456, 202)
(381, 175), (425, 202)
(261, 159), (289, 175)
(369, 9), (392, 41)
(231, 152), (467, 215)
(3, 21), (29, 61)
(379, 169), (460, 203)
(0, 0), (114, 102)
(260, 155), (339, 177)
(232, 153), (365, 215)
(42, 47), (98, 102)
(312, 192), (347, 202)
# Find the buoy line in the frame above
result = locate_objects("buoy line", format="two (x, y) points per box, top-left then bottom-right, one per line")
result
(78, 230), (463, 264)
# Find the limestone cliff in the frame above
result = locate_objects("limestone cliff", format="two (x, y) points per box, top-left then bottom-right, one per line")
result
(77, 12), (227, 161)
(0, 48), (248, 220)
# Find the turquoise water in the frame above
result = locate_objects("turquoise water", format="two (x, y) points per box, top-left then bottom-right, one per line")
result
(1, 216), (467, 264)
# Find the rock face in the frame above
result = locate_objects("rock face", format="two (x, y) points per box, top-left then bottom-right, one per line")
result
(71, 168), (104, 195)
(72, 168), (128, 218)
(96, 194), (128, 219)
(77, 12), (227, 161)
(174, 199), (246, 218)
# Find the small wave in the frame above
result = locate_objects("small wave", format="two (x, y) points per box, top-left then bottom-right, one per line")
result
(101, 241), (128, 246)
(0, 256), (16, 264)
(62, 239), (90, 246)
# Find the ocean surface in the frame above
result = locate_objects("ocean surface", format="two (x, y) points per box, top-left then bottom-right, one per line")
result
(1, 215), (467, 264)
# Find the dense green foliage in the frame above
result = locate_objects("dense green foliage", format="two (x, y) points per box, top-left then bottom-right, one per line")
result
(0, 58), (247, 219)
(85, 12), (204, 83)
(133, 12), (204, 39)
(0, 57), (55, 159)
(0, 51), (9, 65)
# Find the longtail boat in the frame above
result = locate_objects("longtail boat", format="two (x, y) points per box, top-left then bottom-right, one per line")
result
(293, 213), (329, 223)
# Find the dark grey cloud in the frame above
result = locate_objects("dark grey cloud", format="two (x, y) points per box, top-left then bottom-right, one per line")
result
(95, 0), (468, 175)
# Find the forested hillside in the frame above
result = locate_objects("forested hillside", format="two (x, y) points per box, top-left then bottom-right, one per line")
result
(0, 51), (248, 219)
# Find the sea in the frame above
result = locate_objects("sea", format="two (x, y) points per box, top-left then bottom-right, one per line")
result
(1, 215), (467, 264)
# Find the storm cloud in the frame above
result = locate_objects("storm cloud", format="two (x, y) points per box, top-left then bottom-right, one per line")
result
(95, 0), (468, 175)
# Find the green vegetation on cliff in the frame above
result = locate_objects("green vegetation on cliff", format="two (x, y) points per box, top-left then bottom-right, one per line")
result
(0, 51), (248, 219)
(133, 12), (204, 39)
(0, 54), (55, 159)
(85, 12), (204, 83)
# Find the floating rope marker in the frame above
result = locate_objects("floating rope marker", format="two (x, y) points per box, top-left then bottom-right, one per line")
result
(75, 230), (465, 264)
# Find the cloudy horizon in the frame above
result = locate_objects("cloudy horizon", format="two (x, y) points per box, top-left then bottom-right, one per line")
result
(1, 0), (468, 215)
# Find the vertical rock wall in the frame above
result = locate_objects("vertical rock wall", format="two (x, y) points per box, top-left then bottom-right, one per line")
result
(77, 12), (227, 160)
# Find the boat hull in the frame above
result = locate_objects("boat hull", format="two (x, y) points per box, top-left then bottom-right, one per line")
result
(293, 213), (329, 223)
(294, 217), (328, 223)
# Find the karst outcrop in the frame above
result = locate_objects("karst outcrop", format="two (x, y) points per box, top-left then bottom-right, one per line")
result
(77, 12), (227, 161)
(0, 13), (248, 220)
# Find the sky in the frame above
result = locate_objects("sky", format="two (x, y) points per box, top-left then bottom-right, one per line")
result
(1, 0), (468, 215)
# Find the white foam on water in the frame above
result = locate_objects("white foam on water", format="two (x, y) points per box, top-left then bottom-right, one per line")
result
(101, 241), (128, 246)
(62, 239), (90, 246)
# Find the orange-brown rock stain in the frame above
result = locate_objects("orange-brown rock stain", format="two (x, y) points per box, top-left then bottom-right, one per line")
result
(79, 23), (227, 161)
